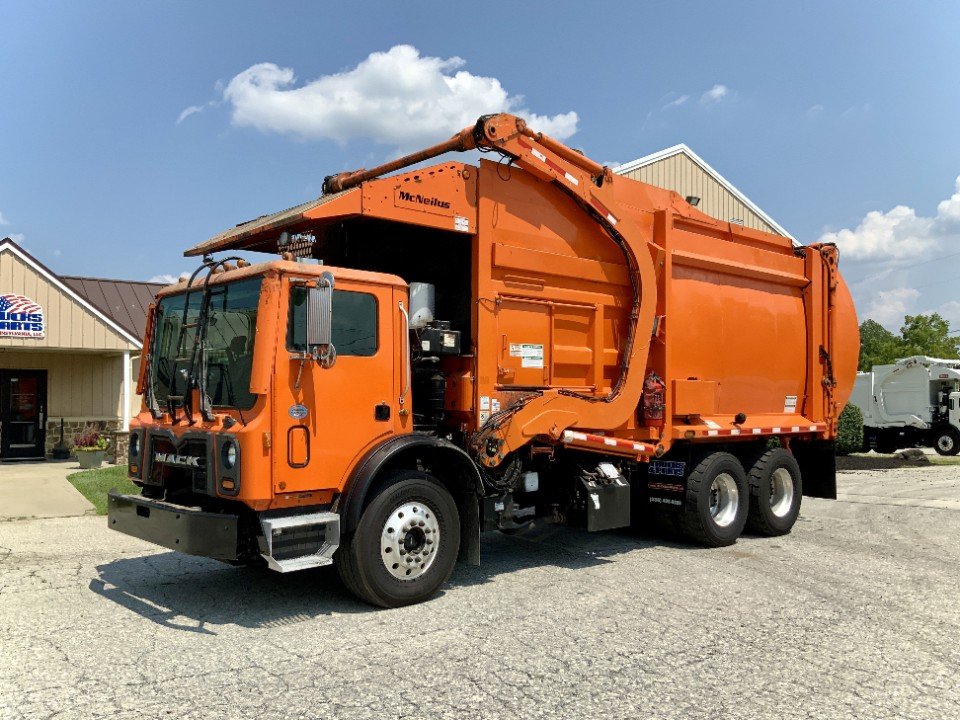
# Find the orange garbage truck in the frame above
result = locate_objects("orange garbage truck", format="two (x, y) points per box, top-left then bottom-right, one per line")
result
(108, 114), (859, 607)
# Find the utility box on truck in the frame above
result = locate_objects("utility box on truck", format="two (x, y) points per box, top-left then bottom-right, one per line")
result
(851, 356), (960, 455)
(107, 114), (859, 607)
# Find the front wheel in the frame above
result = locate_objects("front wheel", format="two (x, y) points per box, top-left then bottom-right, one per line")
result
(677, 452), (748, 547)
(336, 471), (460, 608)
(933, 426), (960, 456)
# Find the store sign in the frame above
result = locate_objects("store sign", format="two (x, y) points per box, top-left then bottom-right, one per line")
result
(0, 294), (45, 338)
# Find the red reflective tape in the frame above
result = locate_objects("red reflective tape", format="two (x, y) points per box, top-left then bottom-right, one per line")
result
(545, 156), (565, 174)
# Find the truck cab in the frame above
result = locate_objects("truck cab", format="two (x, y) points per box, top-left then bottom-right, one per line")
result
(935, 387), (960, 454)
(116, 260), (417, 571)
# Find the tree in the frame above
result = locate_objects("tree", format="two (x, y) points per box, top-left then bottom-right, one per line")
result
(858, 314), (959, 371)
(899, 313), (960, 360)
(858, 319), (905, 371)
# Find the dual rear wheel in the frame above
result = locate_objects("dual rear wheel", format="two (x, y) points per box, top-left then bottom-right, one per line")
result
(677, 448), (802, 547)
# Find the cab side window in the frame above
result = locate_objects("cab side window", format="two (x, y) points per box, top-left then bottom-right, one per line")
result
(288, 286), (378, 356)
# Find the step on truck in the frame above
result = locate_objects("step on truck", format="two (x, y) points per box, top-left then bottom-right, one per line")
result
(108, 114), (859, 607)
(851, 356), (960, 455)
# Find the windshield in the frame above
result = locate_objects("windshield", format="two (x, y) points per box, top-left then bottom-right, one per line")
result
(150, 277), (262, 410)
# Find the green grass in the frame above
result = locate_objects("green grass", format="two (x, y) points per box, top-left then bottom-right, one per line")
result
(928, 455), (960, 466)
(67, 465), (139, 515)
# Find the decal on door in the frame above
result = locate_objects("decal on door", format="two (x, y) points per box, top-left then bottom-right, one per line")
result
(509, 343), (544, 368)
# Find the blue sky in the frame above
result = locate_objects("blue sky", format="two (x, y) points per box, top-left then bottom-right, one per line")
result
(1, 0), (959, 331)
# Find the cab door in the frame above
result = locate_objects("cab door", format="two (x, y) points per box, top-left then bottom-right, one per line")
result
(273, 276), (398, 494)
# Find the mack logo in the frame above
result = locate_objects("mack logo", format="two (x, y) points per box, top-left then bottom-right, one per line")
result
(398, 190), (451, 209)
(154, 452), (201, 468)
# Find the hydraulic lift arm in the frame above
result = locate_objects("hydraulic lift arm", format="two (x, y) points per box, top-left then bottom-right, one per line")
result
(324, 115), (659, 466)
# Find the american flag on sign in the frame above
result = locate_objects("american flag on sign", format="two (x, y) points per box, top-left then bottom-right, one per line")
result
(0, 294), (42, 314)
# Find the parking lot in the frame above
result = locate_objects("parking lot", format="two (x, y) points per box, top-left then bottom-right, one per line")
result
(2, 464), (959, 720)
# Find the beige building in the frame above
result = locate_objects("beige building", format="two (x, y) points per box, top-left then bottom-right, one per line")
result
(0, 237), (161, 462)
(615, 144), (794, 239)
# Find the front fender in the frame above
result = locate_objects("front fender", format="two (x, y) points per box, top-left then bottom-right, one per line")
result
(339, 434), (482, 535)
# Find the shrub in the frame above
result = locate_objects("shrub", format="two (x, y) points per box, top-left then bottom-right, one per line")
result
(73, 426), (110, 452)
(837, 403), (864, 456)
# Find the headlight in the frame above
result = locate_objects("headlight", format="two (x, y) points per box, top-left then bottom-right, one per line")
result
(222, 441), (238, 469)
(129, 432), (139, 456)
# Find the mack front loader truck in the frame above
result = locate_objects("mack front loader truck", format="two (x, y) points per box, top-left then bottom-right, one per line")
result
(851, 356), (960, 455)
(108, 114), (859, 607)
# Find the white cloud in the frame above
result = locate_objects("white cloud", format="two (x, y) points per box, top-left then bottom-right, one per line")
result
(0, 211), (8, 225)
(864, 287), (920, 329)
(938, 301), (960, 330)
(819, 176), (960, 261)
(149, 273), (180, 284)
(700, 84), (728, 105)
(841, 103), (872, 120)
(661, 94), (689, 111)
(7, 232), (25, 243)
(177, 104), (206, 124)
(807, 104), (824, 119)
(222, 45), (579, 148)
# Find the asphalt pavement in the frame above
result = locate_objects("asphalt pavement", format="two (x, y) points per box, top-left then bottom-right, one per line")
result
(1, 465), (959, 719)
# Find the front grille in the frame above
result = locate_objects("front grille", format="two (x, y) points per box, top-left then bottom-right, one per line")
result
(147, 436), (210, 497)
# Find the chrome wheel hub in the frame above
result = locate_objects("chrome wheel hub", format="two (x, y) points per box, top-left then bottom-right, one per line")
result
(381, 502), (440, 581)
(769, 467), (794, 518)
(709, 473), (739, 528)
(938, 434), (954, 452)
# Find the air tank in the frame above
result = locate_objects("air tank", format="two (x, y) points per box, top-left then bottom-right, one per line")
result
(409, 282), (435, 329)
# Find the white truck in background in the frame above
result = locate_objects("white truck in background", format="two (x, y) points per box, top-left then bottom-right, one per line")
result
(851, 356), (960, 455)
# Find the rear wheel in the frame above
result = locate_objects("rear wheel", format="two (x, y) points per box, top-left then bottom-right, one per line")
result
(677, 452), (748, 547)
(745, 448), (802, 536)
(933, 427), (960, 456)
(336, 471), (460, 608)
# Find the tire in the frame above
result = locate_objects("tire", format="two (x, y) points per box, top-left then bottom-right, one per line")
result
(745, 448), (802, 536)
(676, 452), (748, 547)
(336, 471), (460, 608)
(933, 426), (960, 456)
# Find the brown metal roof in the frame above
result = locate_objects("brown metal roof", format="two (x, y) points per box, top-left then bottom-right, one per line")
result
(61, 275), (164, 341)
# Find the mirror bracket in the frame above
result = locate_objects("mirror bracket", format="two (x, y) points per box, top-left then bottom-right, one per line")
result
(307, 271), (336, 368)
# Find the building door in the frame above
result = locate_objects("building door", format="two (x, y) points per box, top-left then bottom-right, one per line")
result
(0, 370), (47, 459)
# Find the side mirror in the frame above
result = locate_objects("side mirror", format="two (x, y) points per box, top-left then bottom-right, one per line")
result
(307, 271), (336, 368)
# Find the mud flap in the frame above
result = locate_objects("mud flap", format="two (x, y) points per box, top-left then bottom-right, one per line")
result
(458, 492), (481, 565)
(793, 439), (837, 499)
